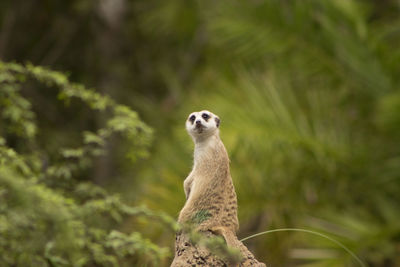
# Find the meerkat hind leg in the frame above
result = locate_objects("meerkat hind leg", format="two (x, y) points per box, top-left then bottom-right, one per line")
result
(209, 226), (237, 248)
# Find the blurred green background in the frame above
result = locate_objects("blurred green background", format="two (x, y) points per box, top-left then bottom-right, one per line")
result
(1, 0), (400, 266)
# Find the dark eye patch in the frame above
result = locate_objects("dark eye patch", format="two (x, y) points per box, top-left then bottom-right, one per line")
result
(202, 113), (210, 121)
(189, 115), (196, 124)
(215, 117), (220, 127)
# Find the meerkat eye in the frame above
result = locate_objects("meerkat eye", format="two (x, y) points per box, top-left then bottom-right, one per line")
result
(202, 113), (210, 120)
(189, 115), (196, 122)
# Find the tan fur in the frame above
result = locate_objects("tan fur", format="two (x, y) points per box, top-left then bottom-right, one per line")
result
(178, 112), (238, 235)
(177, 110), (266, 267)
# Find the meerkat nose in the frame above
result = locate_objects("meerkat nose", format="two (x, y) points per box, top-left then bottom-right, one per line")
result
(196, 120), (202, 125)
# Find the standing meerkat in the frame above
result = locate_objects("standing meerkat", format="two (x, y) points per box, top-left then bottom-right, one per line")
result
(174, 110), (265, 267)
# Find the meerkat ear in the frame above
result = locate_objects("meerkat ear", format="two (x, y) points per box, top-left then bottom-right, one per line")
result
(215, 116), (220, 128)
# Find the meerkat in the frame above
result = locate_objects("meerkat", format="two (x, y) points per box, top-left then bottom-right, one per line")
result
(176, 110), (266, 267)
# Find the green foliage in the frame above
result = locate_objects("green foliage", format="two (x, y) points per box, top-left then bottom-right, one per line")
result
(137, 0), (400, 266)
(191, 209), (212, 224)
(1, 0), (400, 266)
(0, 61), (173, 266)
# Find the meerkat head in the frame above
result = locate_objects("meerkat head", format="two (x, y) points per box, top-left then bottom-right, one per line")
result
(186, 110), (220, 141)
